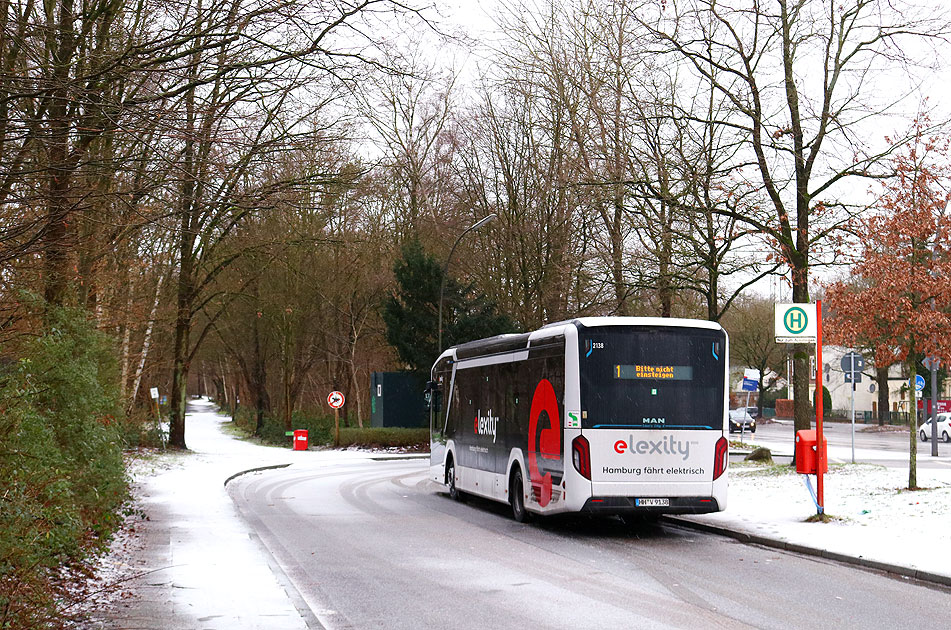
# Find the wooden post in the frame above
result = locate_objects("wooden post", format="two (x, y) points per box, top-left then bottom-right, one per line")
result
(334, 407), (340, 448)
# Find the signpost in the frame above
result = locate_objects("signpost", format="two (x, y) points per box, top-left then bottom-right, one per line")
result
(775, 302), (825, 516)
(149, 387), (160, 420)
(923, 357), (941, 456)
(840, 351), (864, 463)
(774, 303), (818, 344)
(741, 369), (759, 443)
(328, 390), (345, 447)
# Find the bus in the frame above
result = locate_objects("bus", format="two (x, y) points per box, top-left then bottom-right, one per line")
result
(427, 317), (729, 522)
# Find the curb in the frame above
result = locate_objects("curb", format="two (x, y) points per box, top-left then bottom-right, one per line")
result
(664, 516), (951, 589)
(224, 463), (292, 486)
(369, 454), (429, 461)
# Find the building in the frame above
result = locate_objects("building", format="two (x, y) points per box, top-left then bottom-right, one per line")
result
(808, 346), (949, 421)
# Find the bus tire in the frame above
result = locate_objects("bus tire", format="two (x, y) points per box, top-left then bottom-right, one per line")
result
(510, 467), (531, 523)
(446, 456), (466, 502)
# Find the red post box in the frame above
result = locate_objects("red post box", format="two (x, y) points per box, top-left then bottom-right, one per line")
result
(292, 429), (308, 451)
(795, 429), (827, 474)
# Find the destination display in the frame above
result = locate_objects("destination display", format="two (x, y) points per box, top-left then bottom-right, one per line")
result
(615, 364), (694, 380)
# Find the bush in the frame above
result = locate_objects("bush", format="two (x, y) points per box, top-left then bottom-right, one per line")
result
(0, 306), (128, 629)
(228, 406), (428, 450)
(337, 427), (429, 451)
(231, 407), (334, 446)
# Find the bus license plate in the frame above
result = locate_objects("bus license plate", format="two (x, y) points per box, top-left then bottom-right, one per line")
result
(636, 498), (669, 507)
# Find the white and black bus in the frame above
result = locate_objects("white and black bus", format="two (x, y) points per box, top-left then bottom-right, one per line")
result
(427, 317), (729, 522)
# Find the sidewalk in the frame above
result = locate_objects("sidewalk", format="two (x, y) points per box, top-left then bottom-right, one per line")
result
(674, 455), (951, 587)
(90, 399), (382, 629)
(90, 401), (951, 627)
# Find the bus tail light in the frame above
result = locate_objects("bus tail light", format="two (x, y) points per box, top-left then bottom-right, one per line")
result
(572, 435), (591, 480)
(713, 436), (728, 480)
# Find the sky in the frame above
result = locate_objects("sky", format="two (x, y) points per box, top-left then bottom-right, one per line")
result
(398, 1), (951, 301)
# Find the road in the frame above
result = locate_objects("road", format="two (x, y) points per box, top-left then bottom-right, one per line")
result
(737, 420), (951, 469)
(229, 458), (950, 630)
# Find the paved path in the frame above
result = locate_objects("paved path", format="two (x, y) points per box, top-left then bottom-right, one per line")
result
(92, 401), (951, 628)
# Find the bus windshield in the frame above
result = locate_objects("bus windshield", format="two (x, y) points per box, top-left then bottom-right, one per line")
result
(579, 326), (726, 430)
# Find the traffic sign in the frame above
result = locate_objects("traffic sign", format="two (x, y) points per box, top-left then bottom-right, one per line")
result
(328, 390), (345, 409)
(915, 374), (925, 392)
(923, 356), (940, 371)
(841, 352), (864, 383)
(774, 303), (818, 343)
(741, 377), (758, 392)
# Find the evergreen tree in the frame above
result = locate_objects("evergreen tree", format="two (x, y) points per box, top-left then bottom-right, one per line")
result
(383, 239), (518, 374)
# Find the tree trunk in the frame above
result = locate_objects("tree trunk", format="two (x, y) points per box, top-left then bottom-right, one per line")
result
(118, 270), (136, 401)
(790, 265), (812, 434)
(129, 270), (165, 408)
(907, 358), (918, 489)
(168, 286), (192, 449)
(876, 366), (890, 426)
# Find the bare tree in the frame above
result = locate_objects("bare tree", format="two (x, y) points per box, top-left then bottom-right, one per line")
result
(641, 0), (951, 430)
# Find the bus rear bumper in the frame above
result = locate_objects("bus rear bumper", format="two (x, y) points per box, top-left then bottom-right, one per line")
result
(580, 496), (721, 514)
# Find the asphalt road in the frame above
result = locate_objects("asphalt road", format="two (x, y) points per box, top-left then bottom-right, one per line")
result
(229, 459), (951, 630)
(737, 420), (951, 469)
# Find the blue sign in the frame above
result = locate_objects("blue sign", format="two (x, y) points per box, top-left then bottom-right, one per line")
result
(742, 377), (758, 392)
(915, 374), (925, 392)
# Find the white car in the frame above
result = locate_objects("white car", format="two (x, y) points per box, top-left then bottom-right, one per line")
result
(919, 413), (951, 442)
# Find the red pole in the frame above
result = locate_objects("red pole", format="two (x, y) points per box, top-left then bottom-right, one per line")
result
(816, 300), (824, 515)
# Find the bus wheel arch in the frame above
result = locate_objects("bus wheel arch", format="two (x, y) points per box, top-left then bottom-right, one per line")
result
(445, 452), (465, 502)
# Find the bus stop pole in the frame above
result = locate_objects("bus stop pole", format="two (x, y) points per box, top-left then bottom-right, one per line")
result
(816, 300), (825, 515)
(932, 361), (939, 457)
(850, 353), (856, 464)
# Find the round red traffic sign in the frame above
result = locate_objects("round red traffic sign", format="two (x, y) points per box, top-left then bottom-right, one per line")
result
(327, 391), (345, 409)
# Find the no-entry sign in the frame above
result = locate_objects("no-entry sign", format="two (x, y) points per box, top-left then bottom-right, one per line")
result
(327, 390), (345, 409)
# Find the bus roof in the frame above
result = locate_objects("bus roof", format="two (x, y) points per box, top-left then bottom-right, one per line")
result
(453, 332), (532, 359)
(435, 317), (724, 366)
(544, 316), (723, 332)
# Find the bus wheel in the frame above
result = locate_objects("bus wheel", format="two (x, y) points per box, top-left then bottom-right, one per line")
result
(510, 468), (531, 523)
(447, 458), (465, 502)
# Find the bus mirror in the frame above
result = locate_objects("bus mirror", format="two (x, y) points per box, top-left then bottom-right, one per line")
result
(424, 381), (436, 409)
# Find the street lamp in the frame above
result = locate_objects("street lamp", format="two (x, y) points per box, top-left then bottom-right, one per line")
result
(438, 213), (497, 354)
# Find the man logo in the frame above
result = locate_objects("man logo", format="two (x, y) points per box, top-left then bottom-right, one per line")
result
(784, 306), (808, 334)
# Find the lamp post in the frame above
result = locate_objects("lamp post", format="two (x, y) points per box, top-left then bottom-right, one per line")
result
(438, 213), (497, 354)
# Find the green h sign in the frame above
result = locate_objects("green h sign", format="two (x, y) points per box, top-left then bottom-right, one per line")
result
(784, 307), (808, 334)
(775, 303), (817, 343)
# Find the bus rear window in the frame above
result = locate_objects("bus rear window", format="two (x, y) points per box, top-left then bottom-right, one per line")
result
(579, 326), (725, 430)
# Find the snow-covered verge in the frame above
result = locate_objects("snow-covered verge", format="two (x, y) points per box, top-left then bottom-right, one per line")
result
(681, 461), (951, 580)
(66, 451), (188, 628)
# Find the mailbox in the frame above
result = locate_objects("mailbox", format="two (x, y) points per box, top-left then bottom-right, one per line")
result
(795, 429), (827, 474)
(292, 429), (309, 451)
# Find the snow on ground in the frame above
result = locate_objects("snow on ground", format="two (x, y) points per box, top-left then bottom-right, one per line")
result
(83, 400), (951, 627)
(682, 459), (951, 579)
(83, 398), (395, 629)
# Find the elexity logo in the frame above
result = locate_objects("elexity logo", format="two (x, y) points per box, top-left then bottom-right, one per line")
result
(474, 409), (500, 443)
(613, 435), (696, 461)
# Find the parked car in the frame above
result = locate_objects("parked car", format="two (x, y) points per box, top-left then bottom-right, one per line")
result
(919, 412), (951, 442)
(729, 407), (757, 433)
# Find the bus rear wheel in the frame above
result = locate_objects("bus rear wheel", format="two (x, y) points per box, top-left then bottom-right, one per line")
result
(510, 468), (531, 523)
